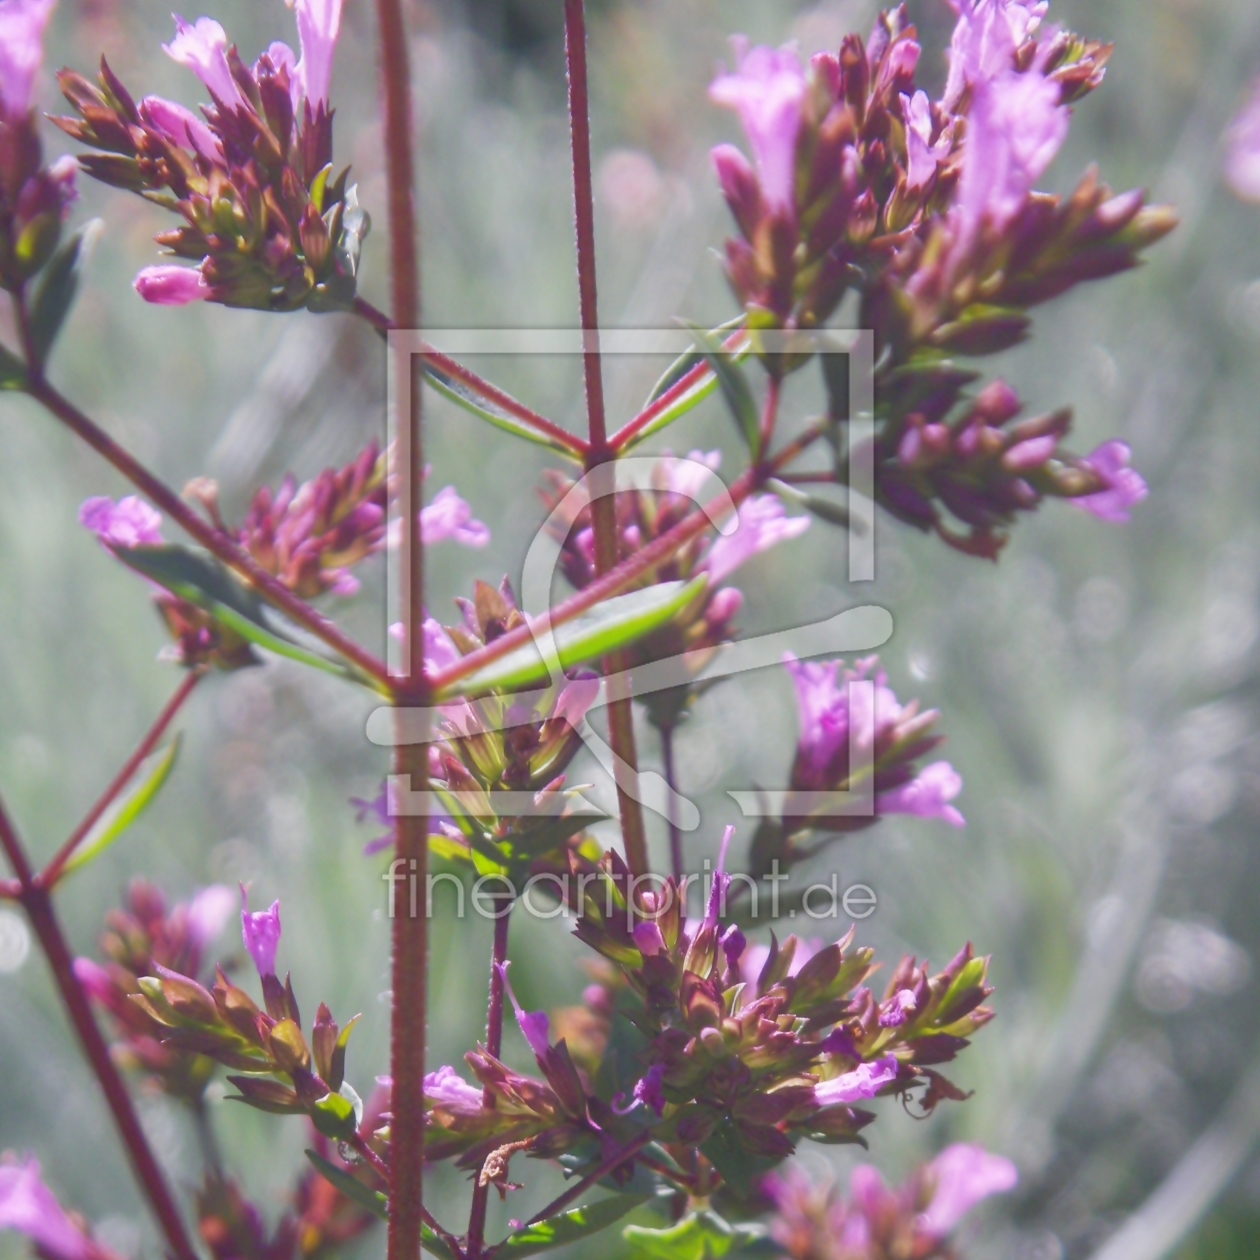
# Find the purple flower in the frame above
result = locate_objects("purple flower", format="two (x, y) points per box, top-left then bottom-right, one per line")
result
(633, 1064), (666, 1115)
(740, 936), (821, 988)
(654, 449), (723, 502)
(704, 494), (811, 585)
(423, 1064), (484, 1115)
(709, 40), (808, 216)
(812, 1055), (898, 1106)
(632, 920), (666, 956)
(497, 961), (551, 1060)
(878, 761), (965, 827)
(163, 15), (246, 109)
(0, 0), (57, 120)
(0, 1157), (95, 1260)
(292, 0), (343, 110)
(1071, 440), (1148, 523)
(187, 884), (235, 952)
(134, 264), (210, 306)
(704, 824), (736, 926)
(918, 1143), (1018, 1238)
(1227, 77), (1260, 201)
(944, 0), (1048, 108)
(901, 91), (952, 192)
(239, 887), (281, 979)
(957, 68), (1068, 235)
(79, 496), (164, 549)
(139, 96), (221, 162)
(879, 989), (918, 1028)
(420, 486), (490, 548)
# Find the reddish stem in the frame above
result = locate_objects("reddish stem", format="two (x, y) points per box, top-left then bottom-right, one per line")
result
(41, 670), (203, 888)
(352, 298), (588, 457)
(26, 376), (390, 689)
(429, 467), (758, 695)
(466, 907), (511, 1258)
(523, 1129), (653, 1228)
(371, 0), (430, 1256)
(564, 0), (649, 876)
(0, 797), (199, 1260)
(608, 328), (749, 453)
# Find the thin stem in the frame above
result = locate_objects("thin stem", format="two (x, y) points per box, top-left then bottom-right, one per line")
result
(778, 471), (837, 485)
(350, 1133), (393, 1185)
(41, 670), (203, 887)
(608, 328), (749, 453)
(769, 422), (828, 475)
(352, 298), (588, 457)
(466, 907), (512, 1258)
(659, 723), (684, 882)
(372, 0), (429, 1255)
(564, 0), (648, 875)
(25, 375), (390, 689)
(430, 468), (759, 695)
(0, 797), (199, 1260)
(759, 376), (782, 454)
(524, 1130), (653, 1227)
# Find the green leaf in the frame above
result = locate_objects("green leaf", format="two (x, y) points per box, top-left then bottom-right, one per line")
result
(117, 545), (371, 687)
(684, 322), (760, 455)
(493, 1194), (649, 1258)
(623, 1210), (767, 1260)
(447, 577), (708, 698)
(424, 362), (577, 456)
(0, 342), (26, 390)
(310, 1089), (359, 1141)
(304, 1150), (388, 1222)
(60, 737), (181, 879)
(644, 316), (746, 404)
(28, 220), (102, 371)
(699, 1121), (782, 1198)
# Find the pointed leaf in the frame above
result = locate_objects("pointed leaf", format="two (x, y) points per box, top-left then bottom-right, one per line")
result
(60, 736), (181, 878)
(683, 323), (760, 455)
(492, 1194), (649, 1259)
(117, 545), (371, 686)
(424, 363), (578, 456)
(447, 578), (707, 698)
(28, 220), (102, 370)
(645, 317), (746, 405)
(304, 1150), (389, 1221)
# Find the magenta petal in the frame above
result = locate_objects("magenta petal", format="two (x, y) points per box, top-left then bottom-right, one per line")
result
(919, 1143), (1018, 1238)
(79, 495), (164, 548)
(812, 1055), (899, 1106)
(0, 0), (57, 120)
(1071, 440), (1148, 523)
(0, 1157), (94, 1260)
(293, 0), (343, 107)
(163, 15), (245, 108)
(134, 264), (210, 306)
(877, 761), (965, 826)
(240, 887), (282, 978)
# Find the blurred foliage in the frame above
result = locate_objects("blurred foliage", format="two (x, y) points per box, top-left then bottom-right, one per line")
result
(3, 1), (1260, 1260)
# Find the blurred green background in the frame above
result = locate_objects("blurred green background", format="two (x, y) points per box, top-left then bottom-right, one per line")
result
(3, 1), (1260, 1258)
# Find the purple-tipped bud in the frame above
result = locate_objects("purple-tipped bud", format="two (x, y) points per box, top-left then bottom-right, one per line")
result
(134, 264), (209, 306)
(711, 143), (762, 238)
(240, 887), (281, 979)
(140, 95), (221, 162)
(720, 923), (747, 967)
(632, 921), (666, 957)
(496, 961), (551, 1059)
(704, 825), (737, 927)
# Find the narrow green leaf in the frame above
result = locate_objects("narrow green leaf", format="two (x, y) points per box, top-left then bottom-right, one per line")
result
(304, 1150), (389, 1221)
(61, 737), (181, 878)
(645, 316), (746, 405)
(447, 577), (707, 698)
(493, 1194), (649, 1258)
(424, 364), (577, 456)
(117, 545), (370, 686)
(28, 219), (102, 370)
(623, 1209), (767, 1260)
(684, 322), (760, 455)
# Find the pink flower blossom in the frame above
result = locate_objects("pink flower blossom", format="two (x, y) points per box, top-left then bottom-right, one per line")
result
(812, 1055), (898, 1106)
(292, 0), (343, 109)
(240, 887), (281, 978)
(878, 761), (965, 827)
(944, 0), (1048, 108)
(423, 1064), (484, 1114)
(1227, 77), (1260, 201)
(139, 96), (221, 162)
(163, 15), (246, 109)
(879, 988), (919, 1027)
(901, 91), (952, 192)
(0, 1157), (95, 1260)
(704, 494), (811, 585)
(654, 449), (723, 502)
(958, 68), (1068, 235)
(1071, 440), (1148, 523)
(710, 40), (808, 216)
(134, 264), (210, 306)
(918, 1143), (1019, 1238)
(79, 496), (164, 549)
(187, 884), (235, 951)
(0, 0), (57, 120)
(421, 486), (491, 548)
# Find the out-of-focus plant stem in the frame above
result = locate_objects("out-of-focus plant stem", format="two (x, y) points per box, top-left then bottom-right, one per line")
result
(659, 722), (685, 880)
(0, 794), (200, 1260)
(525, 1129), (654, 1225)
(565, 0), (649, 875)
(371, 0), (430, 1255)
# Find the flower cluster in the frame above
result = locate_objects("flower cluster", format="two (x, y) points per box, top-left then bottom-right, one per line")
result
(711, 2), (1171, 553)
(0, 0), (77, 292)
(74, 881), (235, 1102)
(765, 1142), (1018, 1260)
(54, 2), (365, 312)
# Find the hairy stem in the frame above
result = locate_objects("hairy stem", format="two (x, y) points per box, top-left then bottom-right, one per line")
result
(0, 797), (199, 1260)
(372, 0), (429, 1256)
(25, 374), (389, 688)
(659, 722), (684, 882)
(466, 907), (512, 1258)
(42, 669), (203, 887)
(524, 1129), (653, 1226)
(564, 0), (649, 875)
